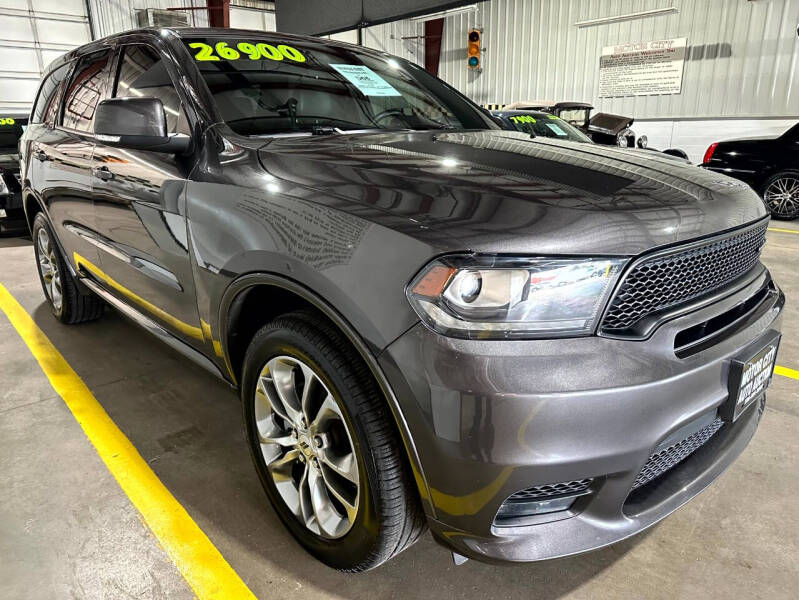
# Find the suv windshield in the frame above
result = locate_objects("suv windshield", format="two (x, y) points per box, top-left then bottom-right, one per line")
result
(504, 113), (592, 143)
(0, 117), (26, 154)
(182, 36), (497, 136)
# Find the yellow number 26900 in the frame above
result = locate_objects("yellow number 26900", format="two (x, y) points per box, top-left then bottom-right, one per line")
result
(188, 42), (306, 63)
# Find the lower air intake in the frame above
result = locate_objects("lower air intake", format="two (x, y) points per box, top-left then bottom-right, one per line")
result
(507, 478), (594, 502)
(632, 417), (724, 491)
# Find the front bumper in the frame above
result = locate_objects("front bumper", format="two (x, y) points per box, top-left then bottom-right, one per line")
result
(380, 267), (784, 562)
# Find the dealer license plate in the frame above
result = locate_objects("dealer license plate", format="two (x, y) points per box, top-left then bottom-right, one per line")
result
(723, 332), (781, 421)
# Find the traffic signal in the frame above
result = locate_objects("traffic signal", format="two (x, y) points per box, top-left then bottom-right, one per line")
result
(467, 29), (481, 70)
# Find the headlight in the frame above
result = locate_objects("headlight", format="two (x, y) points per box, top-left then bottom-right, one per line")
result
(406, 256), (626, 339)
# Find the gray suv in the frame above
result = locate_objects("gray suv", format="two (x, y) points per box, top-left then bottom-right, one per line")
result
(20, 28), (784, 571)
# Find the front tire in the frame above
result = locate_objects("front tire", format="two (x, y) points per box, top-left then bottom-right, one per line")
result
(241, 311), (426, 571)
(761, 170), (799, 219)
(32, 212), (104, 324)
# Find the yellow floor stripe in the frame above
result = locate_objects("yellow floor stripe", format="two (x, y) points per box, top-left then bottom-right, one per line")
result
(0, 284), (255, 600)
(775, 365), (799, 380)
(767, 227), (799, 235)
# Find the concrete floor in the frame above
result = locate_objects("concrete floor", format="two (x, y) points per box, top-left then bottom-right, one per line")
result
(1, 221), (798, 600)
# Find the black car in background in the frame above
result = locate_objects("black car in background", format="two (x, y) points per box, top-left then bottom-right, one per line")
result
(701, 123), (799, 219)
(0, 115), (28, 234)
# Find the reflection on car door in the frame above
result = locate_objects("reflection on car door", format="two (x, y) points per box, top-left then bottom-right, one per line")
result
(28, 52), (114, 274)
(90, 43), (203, 349)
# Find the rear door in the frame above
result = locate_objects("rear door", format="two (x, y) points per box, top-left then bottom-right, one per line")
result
(25, 51), (113, 271)
(90, 42), (204, 348)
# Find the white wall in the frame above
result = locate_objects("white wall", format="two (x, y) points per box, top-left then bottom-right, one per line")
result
(0, 0), (91, 113)
(230, 5), (276, 31)
(88, 0), (208, 38)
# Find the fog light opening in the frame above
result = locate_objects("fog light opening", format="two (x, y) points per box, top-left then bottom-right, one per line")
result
(495, 494), (579, 522)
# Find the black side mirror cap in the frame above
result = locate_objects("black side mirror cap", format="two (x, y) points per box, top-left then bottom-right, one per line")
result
(94, 97), (191, 154)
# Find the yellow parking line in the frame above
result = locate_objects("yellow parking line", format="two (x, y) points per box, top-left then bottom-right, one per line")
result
(0, 284), (255, 600)
(767, 227), (799, 235)
(775, 365), (799, 380)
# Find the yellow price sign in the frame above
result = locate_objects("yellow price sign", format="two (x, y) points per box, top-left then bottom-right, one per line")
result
(0, 117), (16, 126)
(188, 41), (306, 63)
(510, 115), (536, 124)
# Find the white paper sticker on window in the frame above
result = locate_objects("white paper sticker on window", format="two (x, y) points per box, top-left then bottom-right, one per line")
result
(545, 122), (567, 136)
(330, 64), (401, 96)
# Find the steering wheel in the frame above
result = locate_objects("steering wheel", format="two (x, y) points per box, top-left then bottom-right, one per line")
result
(372, 108), (411, 125)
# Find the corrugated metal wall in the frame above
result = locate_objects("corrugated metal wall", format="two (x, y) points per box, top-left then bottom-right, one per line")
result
(364, 0), (799, 120)
(88, 0), (208, 38)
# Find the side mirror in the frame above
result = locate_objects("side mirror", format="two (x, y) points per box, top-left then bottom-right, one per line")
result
(94, 97), (190, 154)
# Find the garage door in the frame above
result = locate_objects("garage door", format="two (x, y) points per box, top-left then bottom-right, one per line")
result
(0, 0), (91, 114)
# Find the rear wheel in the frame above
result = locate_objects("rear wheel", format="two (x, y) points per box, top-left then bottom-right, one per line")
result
(241, 311), (426, 571)
(32, 212), (104, 323)
(761, 171), (799, 219)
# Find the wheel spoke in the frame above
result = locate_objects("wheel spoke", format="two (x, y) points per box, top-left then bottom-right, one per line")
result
(298, 463), (319, 533)
(310, 394), (342, 431)
(37, 229), (49, 257)
(319, 467), (358, 526)
(319, 450), (359, 485)
(267, 358), (304, 424)
(308, 466), (347, 538)
(299, 362), (321, 423)
(39, 255), (52, 277)
(266, 447), (301, 476)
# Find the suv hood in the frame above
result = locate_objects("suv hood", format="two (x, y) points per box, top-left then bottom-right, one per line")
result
(257, 130), (766, 256)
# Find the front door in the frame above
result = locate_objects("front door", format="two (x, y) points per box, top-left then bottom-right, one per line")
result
(90, 42), (203, 349)
(28, 52), (114, 275)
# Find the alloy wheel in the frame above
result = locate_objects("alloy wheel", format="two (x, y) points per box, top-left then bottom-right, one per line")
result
(37, 228), (62, 311)
(254, 355), (359, 539)
(764, 177), (799, 217)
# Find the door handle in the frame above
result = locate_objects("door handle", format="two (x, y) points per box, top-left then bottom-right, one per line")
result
(33, 150), (48, 162)
(92, 165), (114, 181)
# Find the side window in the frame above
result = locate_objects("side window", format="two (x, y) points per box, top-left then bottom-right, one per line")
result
(61, 51), (112, 132)
(31, 64), (70, 125)
(114, 45), (188, 135)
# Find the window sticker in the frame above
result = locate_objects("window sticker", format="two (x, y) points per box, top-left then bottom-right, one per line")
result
(545, 122), (567, 136)
(0, 117), (16, 126)
(329, 64), (401, 96)
(187, 42), (306, 63)
(510, 115), (536, 124)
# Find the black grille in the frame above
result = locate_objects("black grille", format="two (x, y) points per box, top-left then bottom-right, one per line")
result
(632, 418), (723, 491)
(506, 478), (593, 502)
(601, 222), (767, 334)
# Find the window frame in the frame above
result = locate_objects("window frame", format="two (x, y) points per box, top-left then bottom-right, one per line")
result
(110, 40), (196, 137)
(30, 62), (72, 127)
(57, 49), (115, 135)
